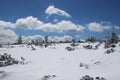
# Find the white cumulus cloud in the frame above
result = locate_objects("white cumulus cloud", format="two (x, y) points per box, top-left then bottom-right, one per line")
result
(15, 16), (43, 30)
(36, 23), (57, 32)
(36, 20), (85, 33)
(0, 16), (85, 33)
(0, 20), (15, 29)
(88, 22), (112, 32)
(45, 5), (71, 18)
(0, 27), (17, 44)
(56, 20), (85, 32)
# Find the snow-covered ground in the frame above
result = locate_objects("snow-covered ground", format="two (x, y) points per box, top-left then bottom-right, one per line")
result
(0, 42), (120, 80)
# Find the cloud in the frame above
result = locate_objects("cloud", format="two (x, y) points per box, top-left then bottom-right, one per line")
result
(45, 5), (71, 18)
(0, 16), (119, 44)
(1, 16), (118, 38)
(56, 20), (85, 32)
(14, 16), (85, 33)
(0, 16), (85, 33)
(114, 25), (120, 30)
(88, 22), (112, 32)
(0, 27), (17, 44)
(0, 20), (15, 29)
(15, 16), (43, 30)
(1, 16), (117, 34)
(37, 20), (85, 32)
(36, 23), (57, 32)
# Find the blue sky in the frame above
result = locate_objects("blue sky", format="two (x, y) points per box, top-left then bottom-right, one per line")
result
(0, 0), (120, 43)
(0, 0), (120, 24)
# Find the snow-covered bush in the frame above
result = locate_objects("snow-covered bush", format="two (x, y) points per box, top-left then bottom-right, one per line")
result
(65, 47), (75, 51)
(110, 44), (116, 48)
(80, 75), (106, 80)
(6, 45), (15, 49)
(31, 45), (36, 50)
(71, 43), (79, 47)
(80, 62), (84, 67)
(0, 53), (28, 67)
(80, 75), (93, 80)
(95, 76), (106, 80)
(93, 46), (98, 50)
(0, 70), (4, 73)
(41, 75), (56, 80)
(93, 42), (101, 50)
(0, 44), (2, 48)
(79, 62), (89, 69)
(83, 45), (93, 49)
(0, 53), (19, 67)
(94, 61), (101, 65)
(19, 57), (28, 65)
(105, 48), (115, 54)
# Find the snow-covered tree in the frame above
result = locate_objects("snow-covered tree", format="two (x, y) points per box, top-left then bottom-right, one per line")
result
(111, 32), (119, 43)
(17, 35), (22, 44)
(45, 36), (48, 43)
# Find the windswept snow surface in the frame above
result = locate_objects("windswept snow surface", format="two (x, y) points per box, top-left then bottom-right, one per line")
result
(0, 43), (120, 80)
